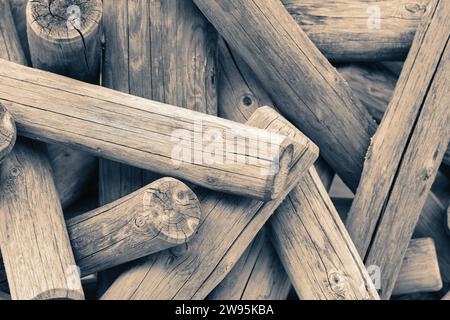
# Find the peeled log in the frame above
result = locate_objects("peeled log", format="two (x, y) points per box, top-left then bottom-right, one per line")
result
(0, 103), (16, 164)
(0, 59), (296, 201)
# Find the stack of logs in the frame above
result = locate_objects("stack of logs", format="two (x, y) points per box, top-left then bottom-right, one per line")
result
(0, 0), (448, 300)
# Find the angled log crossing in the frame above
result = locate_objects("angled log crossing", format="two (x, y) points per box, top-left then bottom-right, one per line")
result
(194, 0), (377, 191)
(346, 0), (449, 299)
(0, 103), (16, 164)
(0, 59), (296, 201)
(26, 0), (102, 84)
(101, 107), (318, 300)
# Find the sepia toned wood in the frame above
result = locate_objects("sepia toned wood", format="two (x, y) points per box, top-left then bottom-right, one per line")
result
(216, 41), (378, 300)
(346, 0), (449, 299)
(9, 0), (29, 63)
(0, 0), (27, 64)
(0, 139), (84, 300)
(393, 238), (442, 296)
(283, 0), (429, 62)
(194, 0), (377, 192)
(101, 107), (318, 300)
(0, 59), (300, 201)
(26, 0), (102, 84)
(0, 103), (16, 164)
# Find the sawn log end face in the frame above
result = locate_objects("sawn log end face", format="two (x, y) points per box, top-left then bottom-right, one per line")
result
(0, 103), (16, 164)
(140, 177), (201, 245)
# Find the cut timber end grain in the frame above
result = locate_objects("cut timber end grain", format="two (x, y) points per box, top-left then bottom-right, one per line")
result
(0, 59), (299, 201)
(193, 0), (377, 191)
(67, 178), (201, 276)
(393, 238), (443, 296)
(100, 107), (318, 300)
(26, 0), (102, 83)
(0, 139), (84, 300)
(0, 103), (16, 163)
(346, 0), (449, 299)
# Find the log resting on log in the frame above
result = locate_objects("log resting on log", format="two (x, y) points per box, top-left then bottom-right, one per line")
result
(101, 107), (318, 300)
(0, 59), (304, 201)
(346, 0), (449, 299)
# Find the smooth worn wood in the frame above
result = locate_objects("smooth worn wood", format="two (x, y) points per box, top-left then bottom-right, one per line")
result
(0, 103), (16, 163)
(346, 0), (449, 299)
(101, 107), (318, 300)
(0, 59), (300, 201)
(0, 139), (84, 300)
(26, 0), (102, 83)
(217, 41), (378, 300)
(194, 0), (377, 192)
(394, 238), (442, 296)
(0, 0), (27, 64)
(209, 232), (291, 300)
(68, 177), (201, 276)
(283, 0), (429, 62)
(9, 0), (30, 63)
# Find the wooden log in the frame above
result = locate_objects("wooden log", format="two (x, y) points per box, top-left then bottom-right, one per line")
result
(283, 0), (429, 62)
(26, 0), (102, 83)
(0, 177), (201, 289)
(0, 0), (27, 64)
(208, 232), (291, 300)
(194, 0), (377, 192)
(68, 177), (201, 276)
(346, 0), (449, 299)
(0, 103), (16, 163)
(9, 0), (29, 64)
(0, 139), (84, 300)
(0, 59), (300, 201)
(101, 107), (318, 300)
(394, 238), (442, 296)
(216, 40), (378, 300)
(98, 0), (218, 292)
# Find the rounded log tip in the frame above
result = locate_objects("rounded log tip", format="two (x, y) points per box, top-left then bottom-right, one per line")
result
(0, 103), (16, 163)
(33, 288), (85, 301)
(269, 142), (294, 199)
(141, 177), (201, 245)
(26, 0), (102, 42)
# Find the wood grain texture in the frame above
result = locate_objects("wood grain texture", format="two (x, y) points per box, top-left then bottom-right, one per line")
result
(0, 0), (27, 64)
(0, 103), (16, 163)
(0, 59), (299, 201)
(26, 0), (102, 83)
(394, 238), (442, 296)
(9, 0), (30, 63)
(0, 139), (84, 300)
(216, 40), (377, 300)
(101, 107), (318, 300)
(283, 0), (430, 61)
(346, 0), (449, 299)
(194, 0), (377, 192)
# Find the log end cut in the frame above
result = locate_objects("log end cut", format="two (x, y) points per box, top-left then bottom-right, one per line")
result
(0, 103), (16, 163)
(141, 177), (201, 245)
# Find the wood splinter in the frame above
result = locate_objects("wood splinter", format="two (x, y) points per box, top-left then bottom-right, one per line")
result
(0, 103), (16, 164)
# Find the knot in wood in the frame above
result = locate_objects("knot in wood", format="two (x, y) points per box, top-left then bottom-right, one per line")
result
(405, 3), (427, 14)
(241, 94), (255, 108)
(328, 272), (348, 295)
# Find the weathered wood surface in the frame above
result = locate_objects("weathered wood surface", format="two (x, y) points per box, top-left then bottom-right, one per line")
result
(216, 40), (378, 300)
(0, 59), (303, 201)
(9, 0), (29, 63)
(283, 0), (429, 62)
(209, 232), (291, 300)
(0, 103), (16, 163)
(98, 0), (218, 291)
(194, 0), (377, 192)
(26, 0), (102, 83)
(101, 107), (318, 300)
(0, 139), (84, 300)
(346, 0), (449, 299)
(0, 0), (27, 64)
(393, 238), (442, 296)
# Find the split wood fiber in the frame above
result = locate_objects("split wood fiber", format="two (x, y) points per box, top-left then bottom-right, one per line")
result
(283, 0), (430, 62)
(215, 40), (378, 300)
(194, 0), (377, 192)
(99, 0), (218, 291)
(0, 0), (96, 209)
(0, 103), (16, 163)
(0, 59), (297, 201)
(26, 0), (102, 83)
(0, 139), (84, 300)
(0, 178), (201, 288)
(346, 0), (449, 299)
(101, 107), (318, 300)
